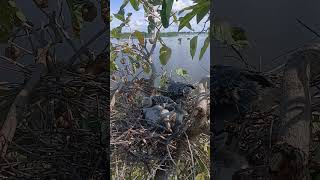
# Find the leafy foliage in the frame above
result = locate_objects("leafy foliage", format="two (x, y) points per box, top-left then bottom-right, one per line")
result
(190, 36), (198, 59)
(66, 0), (97, 37)
(160, 0), (174, 28)
(159, 45), (172, 65)
(0, 0), (27, 43)
(213, 20), (249, 50)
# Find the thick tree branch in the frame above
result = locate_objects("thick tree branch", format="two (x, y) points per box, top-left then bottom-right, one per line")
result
(0, 47), (48, 158)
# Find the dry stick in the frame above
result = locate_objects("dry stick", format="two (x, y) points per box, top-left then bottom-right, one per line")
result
(296, 18), (320, 39)
(67, 26), (109, 67)
(0, 47), (48, 158)
(0, 56), (30, 73)
(184, 132), (195, 180)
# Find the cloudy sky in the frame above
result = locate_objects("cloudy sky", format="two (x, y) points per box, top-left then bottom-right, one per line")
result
(110, 0), (209, 32)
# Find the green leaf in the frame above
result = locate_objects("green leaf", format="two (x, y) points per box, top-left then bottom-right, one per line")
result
(190, 36), (198, 59)
(130, 0), (139, 11)
(160, 0), (174, 28)
(142, 62), (150, 74)
(185, 21), (194, 31)
(179, 10), (197, 31)
(0, 0), (26, 43)
(133, 30), (145, 46)
(66, 0), (87, 37)
(199, 35), (209, 60)
(159, 45), (172, 65)
(15, 11), (26, 22)
(175, 68), (188, 77)
(119, 0), (129, 12)
(110, 57), (118, 73)
(196, 3), (209, 23)
(111, 27), (122, 39)
(173, 14), (178, 24)
(231, 27), (247, 41)
(195, 173), (206, 180)
(114, 13), (125, 21)
(213, 20), (235, 45)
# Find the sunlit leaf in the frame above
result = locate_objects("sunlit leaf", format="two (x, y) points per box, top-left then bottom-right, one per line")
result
(129, 0), (139, 11)
(110, 60), (118, 73)
(179, 10), (197, 31)
(111, 27), (122, 39)
(190, 36), (198, 59)
(195, 173), (206, 180)
(114, 13), (125, 21)
(142, 62), (150, 74)
(159, 45), (172, 65)
(195, 0), (210, 23)
(133, 30), (145, 46)
(175, 68), (188, 77)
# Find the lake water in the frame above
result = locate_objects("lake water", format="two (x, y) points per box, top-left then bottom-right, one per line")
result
(111, 34), (210, 87)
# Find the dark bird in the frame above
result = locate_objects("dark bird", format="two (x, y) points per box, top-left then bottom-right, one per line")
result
(142, 95), (176, 108)
(165, 80), (195, 102)
(212, 65), (273, 133)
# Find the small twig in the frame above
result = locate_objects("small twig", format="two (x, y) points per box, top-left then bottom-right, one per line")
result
(296, 18), (320, 39)
(166, 145), (176, 166)
(184, 132), (195, 180)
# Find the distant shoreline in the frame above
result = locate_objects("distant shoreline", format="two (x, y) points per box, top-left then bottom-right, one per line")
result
(112, 32), (208, 39)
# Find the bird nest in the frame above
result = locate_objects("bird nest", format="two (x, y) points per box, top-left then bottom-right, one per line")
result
(110, 79), (209, 177)
(0, 72), (108, 179)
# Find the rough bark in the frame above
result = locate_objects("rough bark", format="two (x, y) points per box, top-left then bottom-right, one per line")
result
(187, 82), (209, 140)
(0, 47), (48, 158)
(271, 46), (314, 180)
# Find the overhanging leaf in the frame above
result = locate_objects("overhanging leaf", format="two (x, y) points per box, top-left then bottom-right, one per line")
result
(190, 36), (198, 59)
(196, 4), (209, 23)
(114, 13), (125, 21)
(160, 0), (173, 28)
(199, 35), (209, 60)
(179, 10), (197, 31)
(159, 45), (172, 65)
(129, 0), (139, 11)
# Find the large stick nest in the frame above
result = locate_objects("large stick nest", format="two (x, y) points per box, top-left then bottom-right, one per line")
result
(110, 78), (210, 177)
(0, 71), (108, 179)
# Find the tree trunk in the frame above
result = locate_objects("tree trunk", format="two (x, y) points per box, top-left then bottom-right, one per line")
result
(271, 47), (314, 180)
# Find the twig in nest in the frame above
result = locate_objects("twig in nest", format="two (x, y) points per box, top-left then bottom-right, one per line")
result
(167, 145), (176, 166)
(184, 132), (195, 180)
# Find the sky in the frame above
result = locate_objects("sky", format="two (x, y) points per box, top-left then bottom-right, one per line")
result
(110, 0), (209, 32)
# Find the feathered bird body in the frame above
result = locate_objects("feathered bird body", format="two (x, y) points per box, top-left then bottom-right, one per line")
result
(142, 95), (176, 108)
(165, 80), (195, 102)
(212, 65), (273, 133)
